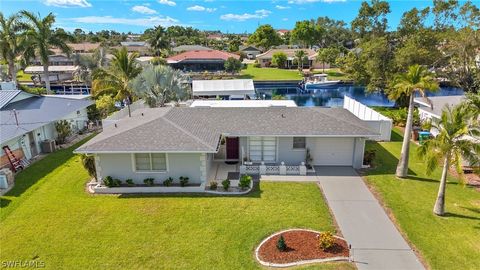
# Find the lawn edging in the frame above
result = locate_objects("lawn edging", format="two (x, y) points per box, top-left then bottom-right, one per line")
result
(255, 228), (350, 268)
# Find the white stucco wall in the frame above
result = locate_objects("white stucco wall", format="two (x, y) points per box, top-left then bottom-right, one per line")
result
(97, 153), (204, 185)
(277, 137), (306, 165)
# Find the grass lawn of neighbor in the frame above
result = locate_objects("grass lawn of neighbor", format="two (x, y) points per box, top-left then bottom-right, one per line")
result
(240, 64), (349, 81)
(0, 138), (353, 270)
(363, 128), (480, 270)
(16, 70), (33, 82)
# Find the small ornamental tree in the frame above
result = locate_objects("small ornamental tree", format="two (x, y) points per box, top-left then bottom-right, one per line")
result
(318, 231), (335, 251)
(276, 234), (287, 252)
(224, 57), (242, 73)
(272, 52), (287, 68)
(55, 120), (72, 144)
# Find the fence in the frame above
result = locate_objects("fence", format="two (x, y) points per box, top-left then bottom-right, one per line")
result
(343, 96), (392, 141)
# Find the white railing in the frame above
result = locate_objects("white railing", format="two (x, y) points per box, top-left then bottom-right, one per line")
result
(240, 162), (306, 176)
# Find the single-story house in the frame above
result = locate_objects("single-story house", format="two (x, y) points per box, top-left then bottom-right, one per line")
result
(239, 46), (262, 59)
(276, 29), (290, 36)
(0, 90), (92, 168)
(119, 41), (151, 56)
(192, 79), (255, 99)
(256, 49), (328, 69)
(75, 107), (377, 187)
(167, 50), (240, 72)
(414, 95), (465, 123)
(172, 45), (212, 53)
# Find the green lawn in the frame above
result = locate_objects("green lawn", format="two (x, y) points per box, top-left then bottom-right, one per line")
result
(16, 70), (33, 82)
(240, 64), (304, 80)
(364, 128), (480, 270)
(0, 139), (352, 270)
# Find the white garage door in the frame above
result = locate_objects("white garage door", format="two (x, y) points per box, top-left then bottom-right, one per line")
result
(312, 138), (354, 166)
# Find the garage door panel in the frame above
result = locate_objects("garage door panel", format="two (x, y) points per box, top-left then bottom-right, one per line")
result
(312, 138), (354, 166)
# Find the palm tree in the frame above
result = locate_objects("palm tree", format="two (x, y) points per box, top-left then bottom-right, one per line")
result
(92, 47), (141, 117)
(388, 64), (439, 178)
(0, 12), (26, 85)
(463, 93), (480, 119)
(20, 11), (71, 93)
(148, 26), (169, 57)
(130, 64), (190, 107)
(294, 50), (307, 71)
(418, 105), (480, 216)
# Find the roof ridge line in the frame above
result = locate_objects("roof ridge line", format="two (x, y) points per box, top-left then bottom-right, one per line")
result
(162, 114), (217, 151)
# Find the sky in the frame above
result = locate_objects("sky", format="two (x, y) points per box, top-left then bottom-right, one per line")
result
(1, 0), (475, 33)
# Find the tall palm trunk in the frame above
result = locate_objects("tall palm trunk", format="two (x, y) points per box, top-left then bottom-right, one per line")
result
(8, 58), (16, 85)
(434, 155), (449, 216)
(43, 64), (51, 94)
(396, 94), (415, 178)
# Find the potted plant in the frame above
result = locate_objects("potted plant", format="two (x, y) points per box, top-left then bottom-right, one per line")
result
(239, 175), (252, 190)
(163, 177), (173, 187)
(143, 178), (154, 186)
(179, 176), (189, 187)
(222, 179), (230, 191)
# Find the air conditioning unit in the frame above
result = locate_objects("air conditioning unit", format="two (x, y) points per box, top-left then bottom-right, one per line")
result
(41, 139), (56, 153)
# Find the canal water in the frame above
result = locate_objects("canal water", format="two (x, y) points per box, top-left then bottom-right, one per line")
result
(254, 82), (464, 107)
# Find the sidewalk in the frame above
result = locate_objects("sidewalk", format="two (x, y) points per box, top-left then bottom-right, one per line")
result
(315, 166), (424, 270)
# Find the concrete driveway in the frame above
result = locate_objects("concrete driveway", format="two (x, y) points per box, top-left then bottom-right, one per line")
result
(315, 166), (425, 270)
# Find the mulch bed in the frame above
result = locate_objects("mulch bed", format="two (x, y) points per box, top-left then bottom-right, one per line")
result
(257, 230), (349, 264)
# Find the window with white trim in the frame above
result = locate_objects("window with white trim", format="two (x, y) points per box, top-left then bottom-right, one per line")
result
(292, 137), (306, 149)
(249, 137), (276, 162)
(134, 153), (167, 171)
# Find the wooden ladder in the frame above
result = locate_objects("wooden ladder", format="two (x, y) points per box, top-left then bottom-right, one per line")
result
(2, 146), (23, 172)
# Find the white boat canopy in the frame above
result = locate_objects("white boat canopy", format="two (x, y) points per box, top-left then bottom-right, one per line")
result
(190, 100), (297, 108)
(192, 79), (255, 96)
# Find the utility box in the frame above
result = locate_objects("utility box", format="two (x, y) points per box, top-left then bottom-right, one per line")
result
(41, 139), (56, 153)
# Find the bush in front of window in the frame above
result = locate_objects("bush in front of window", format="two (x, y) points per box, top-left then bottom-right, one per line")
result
(179, 176), (189, 187)
(144, 178), (155, 186)
(222, 179), (230, 191)
(163, 177), (173, 186)
(209, 181), (218, 190)
(103, 176), (121, 187)
(239, 175), (252, 190)
(126, 179), (135, 186)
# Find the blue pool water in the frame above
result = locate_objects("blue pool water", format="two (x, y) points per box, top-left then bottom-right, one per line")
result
(254, 83), (464, 107)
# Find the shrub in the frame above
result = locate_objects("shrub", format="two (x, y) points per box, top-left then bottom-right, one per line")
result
(80, 154), (96, 179)
(144, 178), (155, 186)
(163, 177), (173, 186)
(126, 179), (135, 186)
(276, 234), (287, 252)
(113, 179), (121, 187)
(239, 175), (252, 189)
(55, 120), (72, 144)
(272, 52), (287, 68)
(318, 231), (335, 251)
(363, 150), (376, 166)
(103, 176), (114, 187)
(253, 63), (261, 68)
(179, 176), (189, 187)
(224, 57), (242, 73)
(222, 179), (230, 191)
(209, 181), (218, 190)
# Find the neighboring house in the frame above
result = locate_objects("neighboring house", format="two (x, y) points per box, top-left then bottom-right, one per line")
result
(172, 45), (211, 53)
(24, 55), (80, 83)
(0, 90), (92, 168)
(414, 95), (465, 123)
(75, 107), (376, 187)
(256, 49), (328, 69)
(51, 42), (101, 54)
(276, 29), (290, 36)
(239, 46), (262, 59)
(166, 50), (240, 72)
(192, 79), (255, 99)
(119, 41), (151, 56)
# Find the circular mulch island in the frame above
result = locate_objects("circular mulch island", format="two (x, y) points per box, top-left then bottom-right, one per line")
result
(255, 229), (350, 267)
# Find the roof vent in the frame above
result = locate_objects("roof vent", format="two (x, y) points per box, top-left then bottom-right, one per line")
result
(281, 114), (286, 118)
(141, 112), (144, 116)
(114, 123), (117, 128)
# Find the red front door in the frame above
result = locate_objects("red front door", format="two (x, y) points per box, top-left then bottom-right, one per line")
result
(226, 137), (239, 160)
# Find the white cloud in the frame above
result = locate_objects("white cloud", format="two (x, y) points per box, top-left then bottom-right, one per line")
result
(43, 0), (92, 8)
(275, 5), (290, 9)
(288, 0), (346, 3)
(158, 0), (176, 6)
(282, 18), (289, 21)
(132, 5), (157, 15)
(71, 15), (180, 27)
(220, 9), (271, 21)
(187, 5), (216, 12)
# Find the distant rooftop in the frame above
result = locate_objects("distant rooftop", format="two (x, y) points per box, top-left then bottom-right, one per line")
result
(167, 49), (239, 63)
(120, 41), (147, 47)
(414, 95), (465, 118)
(172, 45), (212, 52)
(192, 79), (254, 96)
(190, 100), (297, 108)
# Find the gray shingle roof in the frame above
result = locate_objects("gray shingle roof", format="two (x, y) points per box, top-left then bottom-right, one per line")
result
(76, 107), (377, 153)
(172, 45), (212, 52)
(414, 95), (465, 118)
(1, 93), (93, 143)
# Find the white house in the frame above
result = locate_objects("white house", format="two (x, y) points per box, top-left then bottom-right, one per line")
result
(0, 90), (92, 169)
(414, 95), (465, 122)
(75, 106), (378, 191)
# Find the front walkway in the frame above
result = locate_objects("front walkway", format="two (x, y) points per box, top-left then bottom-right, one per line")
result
(315, 166), (424, 270)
